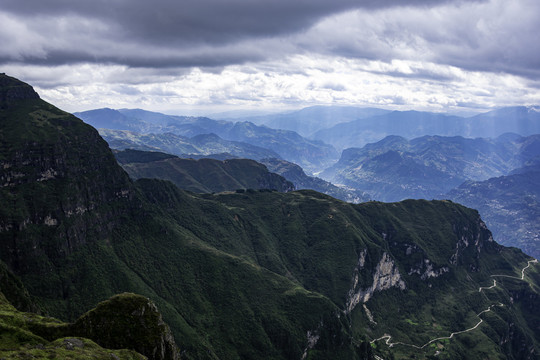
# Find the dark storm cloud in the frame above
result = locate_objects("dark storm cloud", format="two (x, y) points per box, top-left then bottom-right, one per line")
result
(10, 47), (267, 69)
(0, 0), (470, 67)
(1, 0), (463, 43)
(299, 0), (540, 80)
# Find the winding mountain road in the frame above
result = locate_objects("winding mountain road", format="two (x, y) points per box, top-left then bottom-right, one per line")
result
(370, 259), (538, 350)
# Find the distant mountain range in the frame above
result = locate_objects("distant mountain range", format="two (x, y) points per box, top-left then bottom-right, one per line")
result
(445, 161), (540, 259)
(75, 108), (339, 172)
(322, 134), (540, 202)
(312, 107), (540, 150)
(100, 129), (282, 161)
(77, 105), (540, 173)
(218, 106), (391, 137)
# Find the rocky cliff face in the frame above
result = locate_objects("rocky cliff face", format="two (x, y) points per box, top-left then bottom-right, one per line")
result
(345, 251), (406, 314)
(0, 73), (40, 109)
(0, 74), (134, 316)
(0, 75), (132, 256)
(449, 218), (498, 269)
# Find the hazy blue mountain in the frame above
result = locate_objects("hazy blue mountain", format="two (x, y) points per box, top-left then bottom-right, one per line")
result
(322, 134), (540, 202)
(98, 129), (282, 160)
(100, 129), (198, 154)
(313, 107), (540, 150)
(205, 109), (282, 120)
(77, 108), (339, 172)
(118, 108), (181, 126)
(189, 133), (283, 160)
(313, 111), (466, 149)
(468, 106), (540, 138)
(220, 121), (339, 171)
(445, 161), (540, 259)
(223, 106), (391, 137)
(74, 108), (148, 131)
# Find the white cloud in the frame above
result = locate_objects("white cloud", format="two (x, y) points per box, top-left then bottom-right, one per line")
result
(6, 54), (536, 115)
(299, 0), (540, 78)
(2, 0), (539, 113)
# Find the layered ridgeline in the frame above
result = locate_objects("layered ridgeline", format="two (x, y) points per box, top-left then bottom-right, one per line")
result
(322, 134), (540, 202)
(321, 134), (540, 259)
(115, 149), (294, 193)
(1, 74), (540, 360)
(216, 106), (391, 137)
(260, 158), (370, 203)
(75, 108), (339, 173)
(115, 149), (367, 202)
(312, 108), (540, 150)
(100, 129), (283, 161)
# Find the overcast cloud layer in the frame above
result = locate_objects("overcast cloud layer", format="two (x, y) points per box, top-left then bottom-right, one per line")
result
(1, 0), (539, 114)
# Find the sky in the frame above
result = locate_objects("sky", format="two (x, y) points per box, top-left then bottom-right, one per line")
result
(1, 0), (539, 115)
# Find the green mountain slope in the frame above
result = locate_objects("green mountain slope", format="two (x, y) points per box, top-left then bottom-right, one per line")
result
(0, 257), (177, 360)
(115, 149), (294, 193)
(0, 290), (175, 360)
(1, 74), (540, 360)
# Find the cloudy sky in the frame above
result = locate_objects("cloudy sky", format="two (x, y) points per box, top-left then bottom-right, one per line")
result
(1, 0), (539, 115)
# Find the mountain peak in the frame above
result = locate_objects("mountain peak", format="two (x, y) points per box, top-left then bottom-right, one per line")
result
(0, 73), (40, 109)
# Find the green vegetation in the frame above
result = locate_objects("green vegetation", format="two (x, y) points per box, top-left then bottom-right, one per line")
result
(1, 74), (539, 360)
(116, 150), (294, 193)
(0, 286), (149, 359)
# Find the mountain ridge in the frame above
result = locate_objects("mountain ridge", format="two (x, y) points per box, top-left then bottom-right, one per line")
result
(219, 105), (391, 137)
(322, 134), (540, 202)
(76, 107), (339, 172)
(2, 73), (540, 360)
(99, 128), (282, 160)
(445, 162), (540, 259)
(312, 107), (540, 150)
(116, 150), (295, 193)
